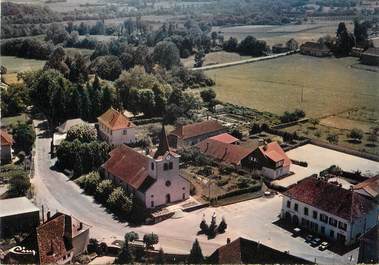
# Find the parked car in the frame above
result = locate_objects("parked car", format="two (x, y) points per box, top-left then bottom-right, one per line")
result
(305, 234), (313, 242)
(319, 242), (329, 251)
(292, 228), (301, 237)
(311, 238), (321, 247)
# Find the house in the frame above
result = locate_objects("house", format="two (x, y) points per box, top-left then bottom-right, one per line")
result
(97, 107), (136, 145)
(53, 118), (93, 148)
(196, 138), (255, 169)
(358, 225), (378, 264)
(168, 120), (226, 148)
(272, 43), (290, 54)
(1, 129), (14, 163)
(361, 47), (379, 66)
(353, 175), (379, 201)
(207, 237), (311, 264)
(300, 42), (332, 57)
(251, 142), (291, 179)
(281, 176), (378, 245)
(15, 212), (91, 264)
(0, 197), (40, 239)
(209, 133), (239, 144)
(102, 126), (190, 209)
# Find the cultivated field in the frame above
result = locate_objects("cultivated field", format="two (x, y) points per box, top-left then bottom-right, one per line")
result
(206, 54), (379, 118)
(212, 21), (353, 46)
(182, 51), (250, 68)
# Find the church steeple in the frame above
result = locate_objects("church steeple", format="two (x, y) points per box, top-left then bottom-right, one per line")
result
(154, 124), (170, 159)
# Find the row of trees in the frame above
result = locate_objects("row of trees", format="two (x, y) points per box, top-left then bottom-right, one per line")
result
(223, 35), (269, 56)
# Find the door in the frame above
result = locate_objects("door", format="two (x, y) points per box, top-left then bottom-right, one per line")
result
(166, 194), (171, 203)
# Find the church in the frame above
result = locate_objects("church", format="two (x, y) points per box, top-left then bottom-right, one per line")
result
(101, 126), (190, 208)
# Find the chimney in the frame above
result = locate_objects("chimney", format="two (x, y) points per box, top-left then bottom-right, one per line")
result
(47, 211), (51, 221)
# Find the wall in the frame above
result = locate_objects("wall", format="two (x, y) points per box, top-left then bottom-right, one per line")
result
(1, 145), (12, 163)
(98, 122), (136, 145)
(0, 211), (40, 238)
(71, 229), (90, 257)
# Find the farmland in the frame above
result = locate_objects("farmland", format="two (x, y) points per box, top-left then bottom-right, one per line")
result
(212, 22), (353, 46)
(205, 54), (379, 119)
(1, 56), (46, 73)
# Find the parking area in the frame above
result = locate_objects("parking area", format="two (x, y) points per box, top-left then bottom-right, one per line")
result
(273, 144), (379, 189)
(134, 195), (359, 264)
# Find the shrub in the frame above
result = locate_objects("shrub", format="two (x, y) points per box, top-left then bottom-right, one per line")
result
(143, 233), (159, 249)
(218, 217), (227, 233)
(231, 129), (243, 140)
(106, 187), (133, 215)
(327, 133), (339, 144)
(12, 122), (36, 154)
(348, 128), (363, 141)
(8, 170), (30, 196)
(198, 166), (213, 177)
(78, 171), (101, 195)
(95, 180), (114, 203)
(219, 165), (234, 175)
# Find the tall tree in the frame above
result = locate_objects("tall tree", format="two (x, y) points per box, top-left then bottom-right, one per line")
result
(188, 239), (204, 264)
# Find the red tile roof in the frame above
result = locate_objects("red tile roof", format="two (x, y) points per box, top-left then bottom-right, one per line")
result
(1, 129), (14, 146)
(36, 214), (70, 264)
(97, 107), (135, 130)
(284, 176), (376, 221)
(102, 145), (154, 190)
(169, 120), (225, 140)
(209, 133), (239, 144)
(353, 176), (379, 199)
(258, 142), (291, 167)
(196, 139), (254, 166)
(208, 237), (311, 264)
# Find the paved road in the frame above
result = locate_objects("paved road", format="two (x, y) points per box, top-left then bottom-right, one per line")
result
(31, 119), (359, 263)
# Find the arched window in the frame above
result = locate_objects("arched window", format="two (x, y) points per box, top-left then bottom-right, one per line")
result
(163, 163), (168, 171)
(151, 162), (154, 170)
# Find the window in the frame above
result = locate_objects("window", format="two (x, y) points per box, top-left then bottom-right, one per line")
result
(151, 162), (154, 170)
(294, 203), (298, 212)
(151, 201), (154, 207)
(304, 207), (308, 216)
(110, 130), (113, 135)
(123, 129), (127, 135)
(165, 180), (171, 187)
(313, 210), (318, 219)
(151, 194), (154, 198)
(338, 222), (347, 231)
(330, 230), (335, 238)
(182, 187), (185, 190)
(287, 201), (291, 208)
(163, 163), (168, 171)
(169, 162), (173, 170)
(321, 226), (325, 235)
(182, 193), (186, 200)
(320, 214), (328, 223)
(329, 217), (337, 227)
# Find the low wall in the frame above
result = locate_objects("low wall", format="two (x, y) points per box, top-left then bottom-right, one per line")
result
(310, 139), (379, 162)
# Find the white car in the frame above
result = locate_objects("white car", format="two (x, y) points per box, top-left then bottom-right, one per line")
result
(319, 242), (329, 251)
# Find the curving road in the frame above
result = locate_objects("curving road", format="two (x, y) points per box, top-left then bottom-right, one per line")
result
(31, 119), (359, 263)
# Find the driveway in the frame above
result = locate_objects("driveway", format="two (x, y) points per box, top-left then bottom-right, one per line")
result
(31, 120), (359, 263)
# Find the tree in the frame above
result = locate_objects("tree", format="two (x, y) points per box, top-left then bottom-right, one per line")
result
(354, 19), (369, 44)
(335, 22), (355, 56)
(68, 53), (89, 83)
(223, 37), (238, 52)
(250, 123), (261, 135)
(8, 169), (30, 196)
(327, 133), (339, 144)
(237, 36), (267, 56)
(231, 129), (243, 140)
(200, 218), (209, 234)
(90, 55), (122, 81)
(13, 122), (36, 154)
(125, 231), (139, 243)
(188, 239), (204, 264)
(79, 171), (101, 195)
(1, 84), (29, 116)
(194, 49), (205, 68)
(44, 47), (69, 77)
(66, 124), (97, 143)
(348, 128), (363, 142)
(200, 88), (216, 105)
(106, 187), (133, 215)
(46, 23), (69, 45)
(153, 41), (180, 70)
(143, 233), (159, 249)
(309, 118), (319, 129)
(218, 217), (227, 233)
(95, 180), (114, 203)
(116, 232), (137, 264)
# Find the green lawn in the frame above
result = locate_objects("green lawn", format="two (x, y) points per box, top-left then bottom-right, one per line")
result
(206, 54), (379, 119)
(1, 56), (45, 73)
(1, 114), (28, 129)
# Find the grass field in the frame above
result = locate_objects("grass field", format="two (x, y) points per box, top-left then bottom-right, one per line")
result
(1, 56), (45, 73)
(212, 22), (353, 46)
(182, 51), (250, 68)
(206, 54), (379, 119)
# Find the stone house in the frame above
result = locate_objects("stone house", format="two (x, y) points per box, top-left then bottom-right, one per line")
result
(97, 107), (136, 145)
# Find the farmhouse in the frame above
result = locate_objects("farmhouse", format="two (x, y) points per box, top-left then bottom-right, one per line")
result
(97, 107), (136, 145)
(251, 141), (291, 179)
(102, 126), (190, 209)
(300, 42), (331, 57)
(168, 120), (226, 148)
(361, 47), (379, 66)
(207, 237), (311, 264)
(281, 176), (378, 245)
(196, 138), (255, 169)
(353, 175), (379, 201)
(1, 129), (14, 163)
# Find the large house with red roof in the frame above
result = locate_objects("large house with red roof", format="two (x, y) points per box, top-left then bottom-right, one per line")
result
(251, 141), (291, 179)
(101, 126), (190, 208)
(97, 107), (136, 145)
(281, 176), (378, 245)
(1, 129), (14, 163)
(168, 120), (227, 148)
